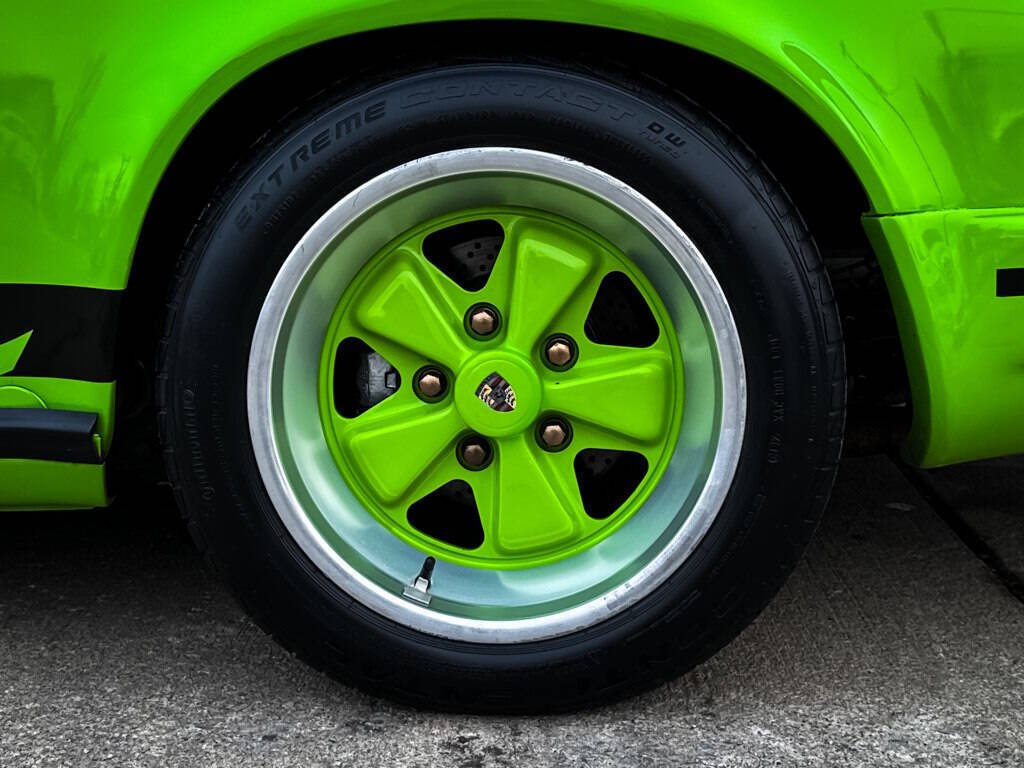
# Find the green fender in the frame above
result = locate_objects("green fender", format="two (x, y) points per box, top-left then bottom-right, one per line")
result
(3, 0), (1022, 293)
(0, 1), (1022, 509)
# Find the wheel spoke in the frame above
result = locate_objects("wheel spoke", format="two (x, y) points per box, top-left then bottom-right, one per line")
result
(461, 223), (518, 309)
(354, 248), (470, 371)
(335, 399), (464, 504)
(563, 419), (657, 457)
(504, 220), (597, 352)
(543, 346), (675, 443)
(475, 433), (579, 555)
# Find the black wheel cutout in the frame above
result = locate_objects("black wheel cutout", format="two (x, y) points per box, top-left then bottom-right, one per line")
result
(585, 271), (660, 348)
(574, 449), (649, 520)
(422, 219), (505, 291)
(158, 59), (845, 714)
(406, 480), (485, 550)
(333, 337), (400, 418)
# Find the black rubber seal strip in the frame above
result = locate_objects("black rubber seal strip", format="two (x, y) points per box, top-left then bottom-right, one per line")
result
(0, 284), (121, 381)
(996, 268), (1024, 297)
(0, 409), (101, 463)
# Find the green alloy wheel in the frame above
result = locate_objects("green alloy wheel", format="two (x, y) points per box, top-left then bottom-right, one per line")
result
(160, 62), (843, 712)
(250, 150), (740, 639)
(320, 207), (684, 570)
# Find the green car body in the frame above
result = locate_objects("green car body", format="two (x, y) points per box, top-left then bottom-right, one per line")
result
(1, 0), (1022, 510)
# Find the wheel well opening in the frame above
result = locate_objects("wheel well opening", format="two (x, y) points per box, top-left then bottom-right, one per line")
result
(112, 20), (906, 483)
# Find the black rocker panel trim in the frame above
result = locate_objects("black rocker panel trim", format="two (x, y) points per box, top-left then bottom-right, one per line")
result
(0, 284), (121, 382)
(0, 409), (101, 463)
(996, 268), (1024, 297)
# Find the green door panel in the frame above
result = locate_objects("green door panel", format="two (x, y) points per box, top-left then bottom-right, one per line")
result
(865, 208), (1024, 467)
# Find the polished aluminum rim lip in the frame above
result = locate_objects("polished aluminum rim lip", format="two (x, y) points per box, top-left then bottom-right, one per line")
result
(248, 148), (746, 644)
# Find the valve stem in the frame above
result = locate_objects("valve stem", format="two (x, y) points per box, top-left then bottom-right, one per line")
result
(402, 556), (436, 605)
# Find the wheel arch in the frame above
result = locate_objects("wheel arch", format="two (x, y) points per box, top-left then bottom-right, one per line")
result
(114, 18), (893, 471)
(129, 18), (883, 270)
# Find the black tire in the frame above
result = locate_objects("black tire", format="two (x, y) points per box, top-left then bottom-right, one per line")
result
(158, 59), (844, 713)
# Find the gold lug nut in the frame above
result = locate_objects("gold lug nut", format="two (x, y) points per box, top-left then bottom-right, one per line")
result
(459, 437), (492, 469)
(417, 371), (444, 398)
(545, 339), (573, 367)
(469, 308), (497, 336)
(461, 442), (488, 467)
(540, 421), (569, 449)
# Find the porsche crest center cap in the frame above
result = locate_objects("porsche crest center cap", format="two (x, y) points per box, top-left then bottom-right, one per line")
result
(456, 354), (539, 436)
(475, 372), (516, 412)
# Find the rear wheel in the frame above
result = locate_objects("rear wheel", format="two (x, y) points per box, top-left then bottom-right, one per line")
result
(159, 60), (844, 712)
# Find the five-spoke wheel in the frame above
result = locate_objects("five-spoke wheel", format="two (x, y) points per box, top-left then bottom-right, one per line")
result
(161, 61), (842, 711)
(321, 207), (683, 568)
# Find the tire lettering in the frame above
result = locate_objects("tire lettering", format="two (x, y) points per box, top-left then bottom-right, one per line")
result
(182, 387), (216, 501)
(605, 102), (635, 121)
(398, 79), (634, 124)
(534, 85), (564, 102)
(471, 81), (502, 97)
(568, 91), (601, 112)
(310, 129), (330, 154)
(289, 145), (309, 171)
(401, 89), (432, 108)
(335, 112), (361, 137)
(436, 84), (467, 99)
(236, 101), (387, 231)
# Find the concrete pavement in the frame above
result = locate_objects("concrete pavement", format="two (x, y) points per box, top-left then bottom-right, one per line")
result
(1, 455), (1022, 766)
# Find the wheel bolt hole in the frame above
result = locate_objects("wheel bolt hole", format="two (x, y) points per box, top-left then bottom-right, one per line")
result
(458, 435), (493, 470)
(465, 304), (501, 339)
(537, 417), (572, 452)
(542, 335), (578, 370)
(414, 367), (448, 402)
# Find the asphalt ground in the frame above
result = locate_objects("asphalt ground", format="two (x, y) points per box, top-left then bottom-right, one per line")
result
(1, 454), (1022, 767)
